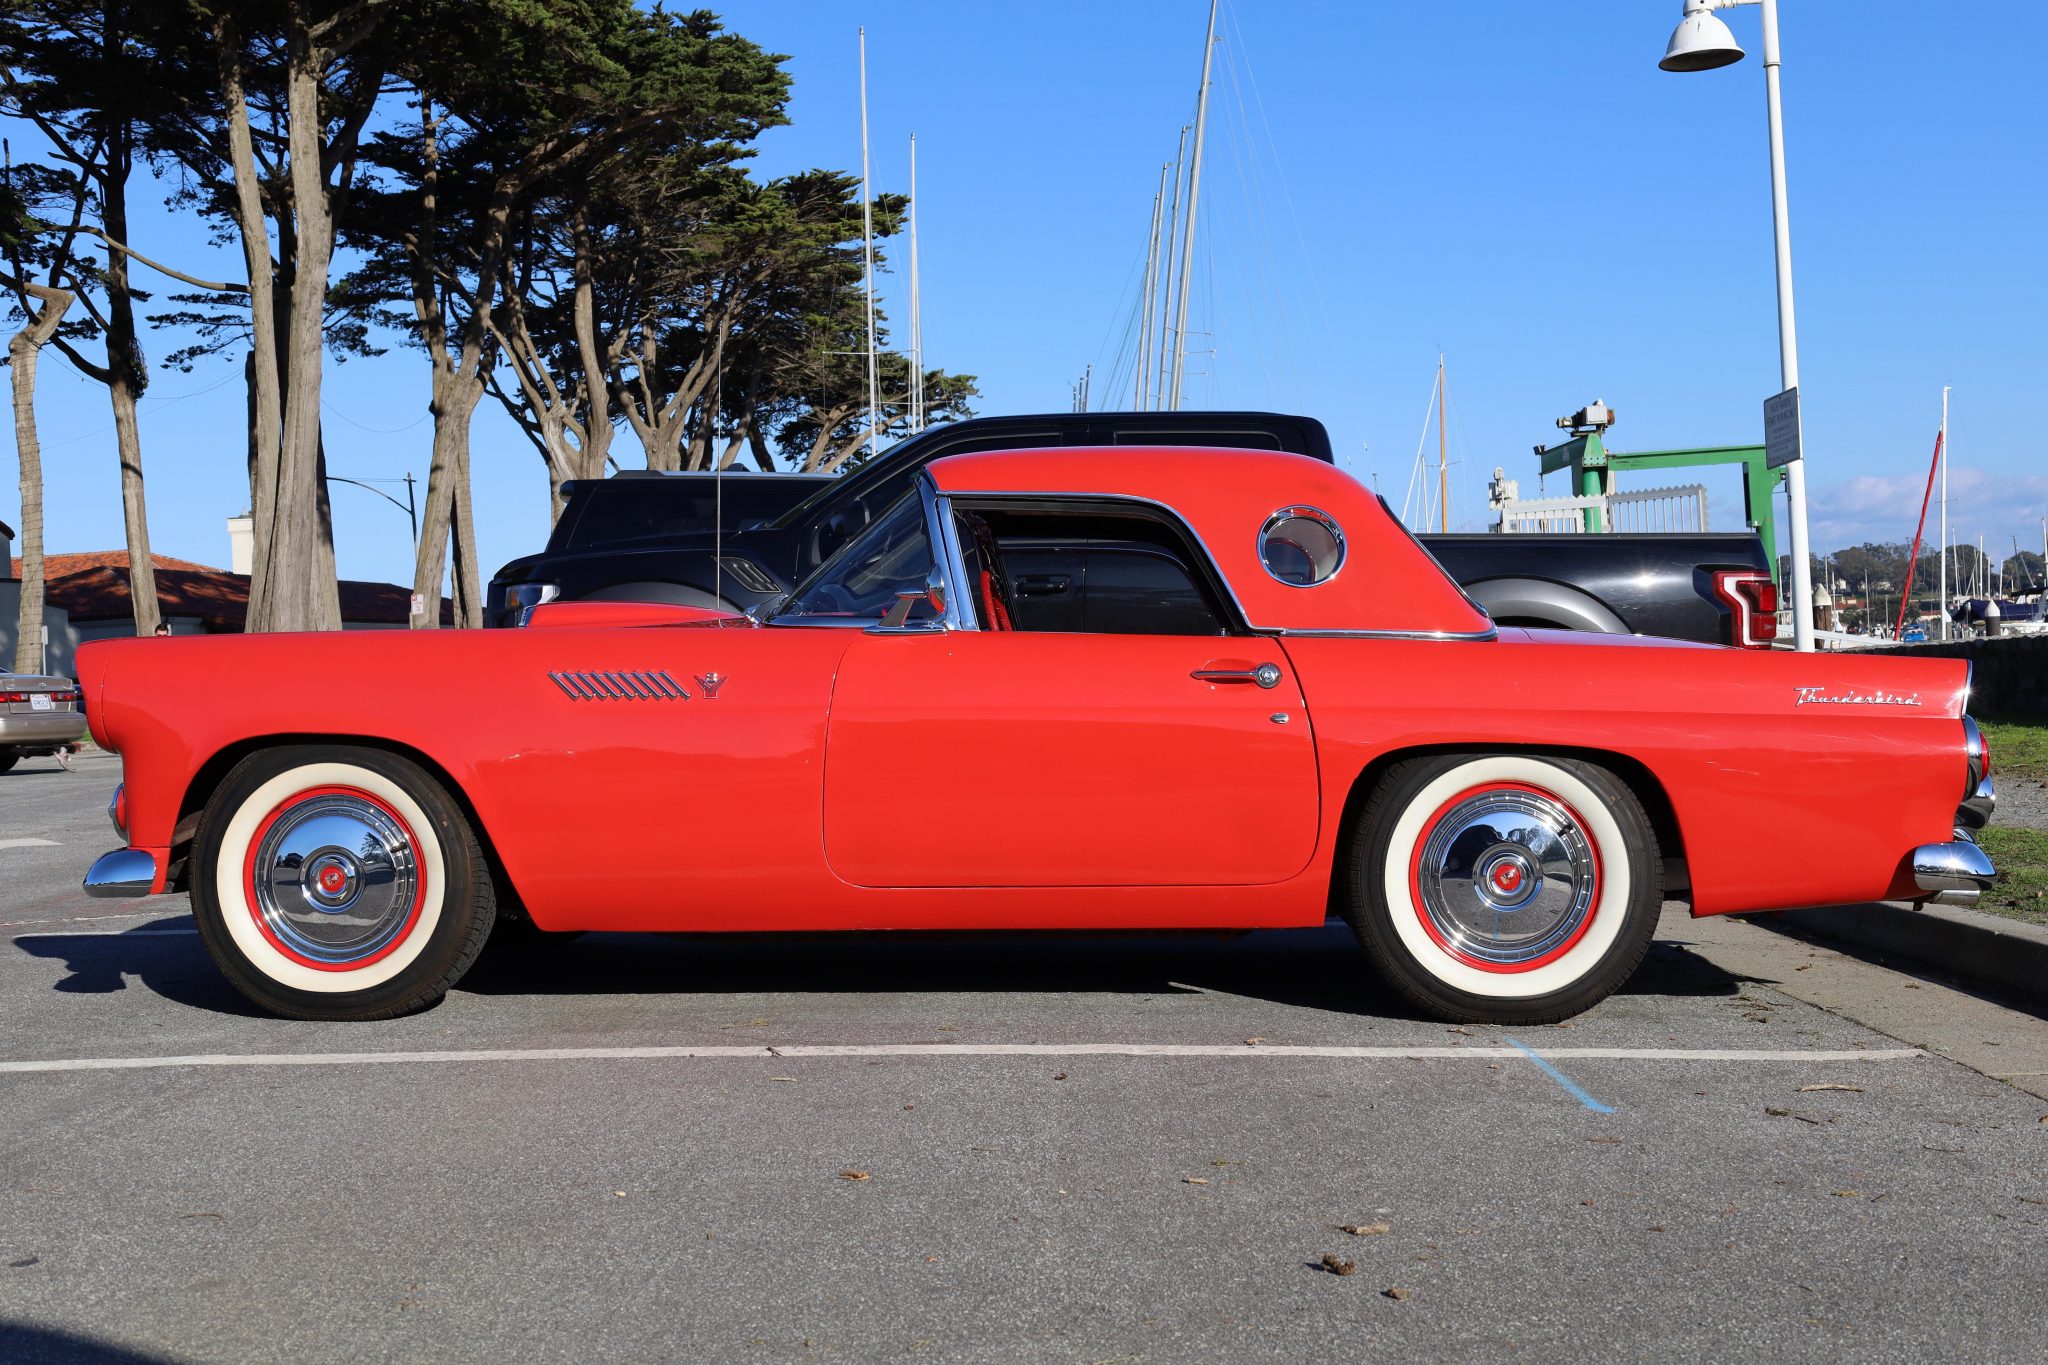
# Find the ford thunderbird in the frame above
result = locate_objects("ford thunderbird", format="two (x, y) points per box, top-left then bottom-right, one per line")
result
(75, 447), (1998, 1023)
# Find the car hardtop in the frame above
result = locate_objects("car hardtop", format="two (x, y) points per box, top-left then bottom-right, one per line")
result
(923, 445), (1494, 639)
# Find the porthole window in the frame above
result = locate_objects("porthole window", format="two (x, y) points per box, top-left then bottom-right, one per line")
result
(1258, 506), (1345, 587)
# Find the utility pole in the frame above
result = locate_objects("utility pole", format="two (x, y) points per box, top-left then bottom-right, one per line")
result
(1167, 0), (1218, 411)
(858, 28), (880, 459)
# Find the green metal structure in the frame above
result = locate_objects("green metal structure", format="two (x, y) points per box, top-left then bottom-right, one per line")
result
(1536, 431), (1787, 584)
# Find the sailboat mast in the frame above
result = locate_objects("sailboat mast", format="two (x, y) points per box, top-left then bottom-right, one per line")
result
(1155, 127), (1189, 409)
(1167, 0), (1218, 412)
(1135, 166), (1167, 411)
(1938, 385), (1950, 640)
(1437, 353), (1449, 534)
(858, 28), (880, 458)
(908, 132), (923, 433)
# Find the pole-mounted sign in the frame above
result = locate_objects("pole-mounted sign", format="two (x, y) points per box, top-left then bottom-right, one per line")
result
(1763, 386), (1801, 470)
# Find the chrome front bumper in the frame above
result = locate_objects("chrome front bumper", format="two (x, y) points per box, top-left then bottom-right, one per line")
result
(1911, 834), (1996, 908)
(84, 848), (157, 899)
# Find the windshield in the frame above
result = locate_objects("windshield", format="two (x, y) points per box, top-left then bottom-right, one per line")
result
(775, 491), (938, 622)
(772, 447), (915, 530)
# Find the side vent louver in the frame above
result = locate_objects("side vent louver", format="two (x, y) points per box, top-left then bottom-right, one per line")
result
(548, 671), (692, 701)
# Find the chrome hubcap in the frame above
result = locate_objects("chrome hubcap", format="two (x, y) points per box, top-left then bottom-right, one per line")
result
(250, 793), (420, 965)
(1415, 788), (1597, 968)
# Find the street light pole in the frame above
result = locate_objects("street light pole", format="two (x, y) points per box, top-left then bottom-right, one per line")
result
(1660, 0), (1816, 650)
(324, 472), (420, 570)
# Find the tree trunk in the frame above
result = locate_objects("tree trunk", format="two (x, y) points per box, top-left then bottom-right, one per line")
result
(10, 283), (73, 674)
(449, 428), (481, 628)
(98, 58), (159, 637)
(270, 16), (343, 632)
(217, 12), (284, 628)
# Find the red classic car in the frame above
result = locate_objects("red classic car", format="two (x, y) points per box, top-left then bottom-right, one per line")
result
(75, 446), (1997, 1023)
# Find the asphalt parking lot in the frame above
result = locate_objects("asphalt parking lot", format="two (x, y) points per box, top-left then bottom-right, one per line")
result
(4, 753), (2047, 1363)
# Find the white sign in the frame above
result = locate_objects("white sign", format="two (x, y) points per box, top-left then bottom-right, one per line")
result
(1764, 387), (1802, 469)
(410, 592), (425, 619)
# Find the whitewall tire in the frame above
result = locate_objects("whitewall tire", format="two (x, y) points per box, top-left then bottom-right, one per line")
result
(192, 746), (495, 1020)
(1346, 753), (1661, 1024)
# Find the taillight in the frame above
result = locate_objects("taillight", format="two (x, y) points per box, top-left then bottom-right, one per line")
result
(0, 692), (24, 703)
(1713, 570), (1778, 649)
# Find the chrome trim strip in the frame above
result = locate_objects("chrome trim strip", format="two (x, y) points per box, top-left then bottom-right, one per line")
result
(1910, 836), (1996, 907)
(84, 848), (156, 899)
(107, 785), (125, 841)
(1262, 626), (1501, 642)
(937, 486), (1494, 640)
(1963, 715), (1986, 788)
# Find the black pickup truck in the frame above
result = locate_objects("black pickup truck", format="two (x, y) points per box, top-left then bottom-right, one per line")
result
(486, 412), (1776, 646)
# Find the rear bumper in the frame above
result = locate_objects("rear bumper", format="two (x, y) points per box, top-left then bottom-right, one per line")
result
(0, 711), (87, 749)
(1911, 835), (1997, 908)
(84, 848), (158, 899)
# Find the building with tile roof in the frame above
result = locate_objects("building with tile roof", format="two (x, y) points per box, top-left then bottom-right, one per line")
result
(2, 547), (446, 677)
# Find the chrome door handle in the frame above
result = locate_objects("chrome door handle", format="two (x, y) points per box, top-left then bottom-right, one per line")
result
(1190, 662), (1283, 689)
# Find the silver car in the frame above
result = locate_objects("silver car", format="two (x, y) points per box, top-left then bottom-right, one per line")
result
(0, 672), (87, 773)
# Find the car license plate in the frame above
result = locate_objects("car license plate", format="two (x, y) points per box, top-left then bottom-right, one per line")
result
(29, 693), (53, 711)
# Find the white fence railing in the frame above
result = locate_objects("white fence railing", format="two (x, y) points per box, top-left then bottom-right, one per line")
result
(1487, 467), (1710, 534)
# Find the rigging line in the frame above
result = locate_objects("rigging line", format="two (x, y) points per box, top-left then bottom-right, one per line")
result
(321, 399), (432, 434)
(1217, 93), (1277, 407)
(1223, 0), (1344, 365)
(1401, 366), (1440, 527)
(1219, 40), (1299, 412)
(1089, 240), (1150, 407)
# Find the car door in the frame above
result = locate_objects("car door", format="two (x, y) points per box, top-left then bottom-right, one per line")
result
(819, 497), (1320, 889)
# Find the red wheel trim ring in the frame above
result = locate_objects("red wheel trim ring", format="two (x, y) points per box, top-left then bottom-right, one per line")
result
(240, 784), (430, 973)
(1406, 781), (1604, 975)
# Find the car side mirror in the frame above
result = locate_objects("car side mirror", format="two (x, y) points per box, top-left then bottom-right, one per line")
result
(875, 567), (948, 630)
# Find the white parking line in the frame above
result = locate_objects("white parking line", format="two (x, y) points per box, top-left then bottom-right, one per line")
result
(0, 838), (59, 849)
(0, 1043), (1924, 1076)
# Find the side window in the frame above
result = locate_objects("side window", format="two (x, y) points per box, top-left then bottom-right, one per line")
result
(953, 501), (1235, 637)
(778, 493), (937, 623)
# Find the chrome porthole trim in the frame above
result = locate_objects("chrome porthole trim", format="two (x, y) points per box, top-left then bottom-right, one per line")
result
(1414, 788), (1598, 969)
(1256, 504), (1346, 588)
(249, 792), (420, 966)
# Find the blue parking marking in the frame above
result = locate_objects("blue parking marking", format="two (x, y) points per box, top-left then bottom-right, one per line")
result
(1507, 1036), (1617, 1114)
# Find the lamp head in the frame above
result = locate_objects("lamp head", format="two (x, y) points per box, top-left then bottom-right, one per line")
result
(1660, 1), (1746, 72)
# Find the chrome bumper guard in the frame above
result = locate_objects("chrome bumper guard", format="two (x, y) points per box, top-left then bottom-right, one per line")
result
(84, 848), (157, 899)
(1911, 833), (1996, 908)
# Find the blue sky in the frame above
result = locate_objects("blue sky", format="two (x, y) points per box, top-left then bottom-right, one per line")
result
(5, 0), (2044, 591)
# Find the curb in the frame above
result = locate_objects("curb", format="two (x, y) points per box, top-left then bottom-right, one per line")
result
(1765, 901), (2048, 1002)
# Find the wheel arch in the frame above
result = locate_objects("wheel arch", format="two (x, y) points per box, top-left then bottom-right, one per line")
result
(1460, 577), (1629, 635)
(1325, 743), (1690, 917)
(170, 734), (520, 913)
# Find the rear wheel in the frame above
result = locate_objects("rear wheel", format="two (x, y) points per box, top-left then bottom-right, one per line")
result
(1344, 753), (1660, 1024)
(191, 745), (495, 1020)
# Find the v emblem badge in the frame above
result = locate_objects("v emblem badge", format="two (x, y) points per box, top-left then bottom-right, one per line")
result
(695, 672), (727, 699)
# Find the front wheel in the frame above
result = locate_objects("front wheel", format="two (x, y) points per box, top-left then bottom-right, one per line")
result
(191, 745), (496, 1020)
(1344, 753), (1661, 1025)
